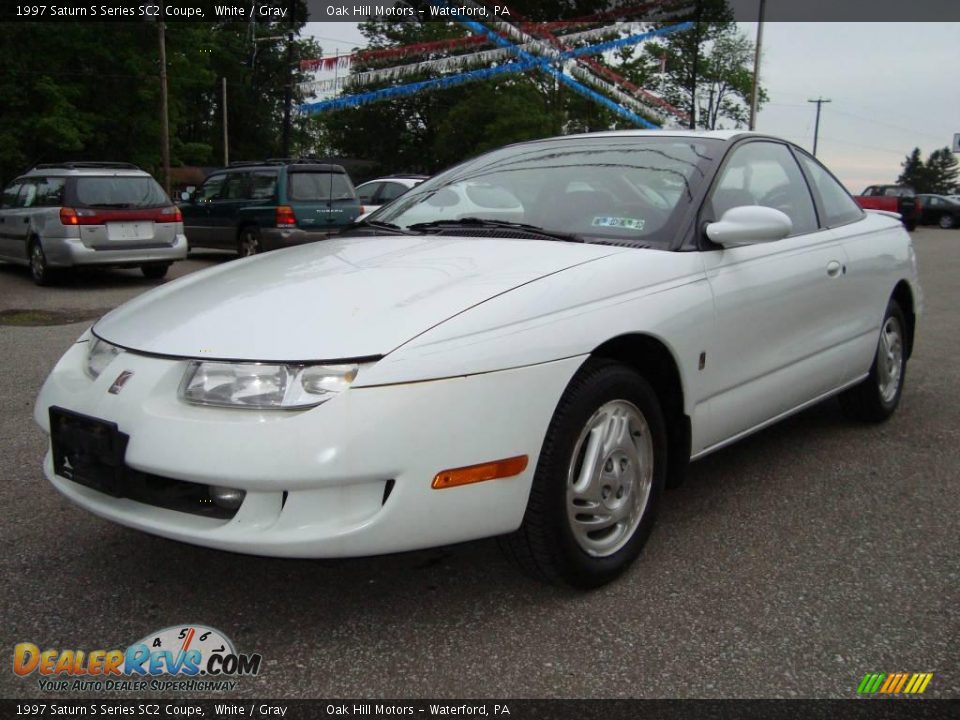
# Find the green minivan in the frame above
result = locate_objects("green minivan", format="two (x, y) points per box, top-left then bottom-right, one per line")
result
(179, 160), (362, 256)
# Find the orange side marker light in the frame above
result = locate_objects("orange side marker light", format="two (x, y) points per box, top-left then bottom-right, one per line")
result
(432, 455), (529, 490)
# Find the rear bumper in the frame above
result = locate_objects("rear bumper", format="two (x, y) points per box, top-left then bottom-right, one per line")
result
(43, 234), (188, 268)
(260, 227), (337, 251)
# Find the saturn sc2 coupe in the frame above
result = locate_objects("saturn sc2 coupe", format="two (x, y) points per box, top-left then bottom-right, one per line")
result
(35, 131), (921, 588)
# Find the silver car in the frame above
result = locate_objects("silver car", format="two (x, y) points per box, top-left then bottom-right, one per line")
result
(0, 162), (188, 285)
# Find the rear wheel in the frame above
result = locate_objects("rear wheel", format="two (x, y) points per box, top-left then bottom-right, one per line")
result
(938, 214), (955, 229)
(501, 359), (667, 588)
(839, 299), (907, 422)
(141, 263), (171, 279)
(29, 239), (58, 286)
(238, 227), (262, 257)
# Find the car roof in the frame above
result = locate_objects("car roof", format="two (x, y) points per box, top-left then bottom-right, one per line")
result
(24, 162), (150, 177)
(358, 176), (425, 186)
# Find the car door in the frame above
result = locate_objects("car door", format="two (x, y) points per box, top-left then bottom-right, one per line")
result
(0, 179), (25, 259)
(697, 139), (851, 451)
(208, 171), (250, 248)
(794, 150), (882, 386)
(180, 173), (226, 248)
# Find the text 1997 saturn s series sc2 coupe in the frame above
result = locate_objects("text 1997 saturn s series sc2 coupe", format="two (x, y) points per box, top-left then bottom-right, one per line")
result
(35, 131), (921, 588)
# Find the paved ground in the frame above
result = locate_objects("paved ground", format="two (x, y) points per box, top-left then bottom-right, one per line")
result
(1, 231), (957, 700)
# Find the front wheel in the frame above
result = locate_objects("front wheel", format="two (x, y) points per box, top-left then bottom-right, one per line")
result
(501, 359), (667, 588)
(839, 299), (908, 422)
(938, 214), (955, 229)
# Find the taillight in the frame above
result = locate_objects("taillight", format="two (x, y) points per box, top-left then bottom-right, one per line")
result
(156, 206), (182, 223)
(358, 205), (365, 215)
(59, 207), (101, 225)
(276, 205), (296, 227)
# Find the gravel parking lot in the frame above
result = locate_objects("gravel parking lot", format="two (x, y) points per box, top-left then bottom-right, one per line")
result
(1, 230), (957, 700)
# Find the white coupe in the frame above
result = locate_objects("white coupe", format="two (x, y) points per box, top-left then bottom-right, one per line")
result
(35, 131), (921, 587)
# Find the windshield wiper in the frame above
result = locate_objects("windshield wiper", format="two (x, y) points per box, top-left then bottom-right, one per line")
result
(406, 217), (584, 243)
(92, 203), (133, 208)
(341, 218), (411, 235)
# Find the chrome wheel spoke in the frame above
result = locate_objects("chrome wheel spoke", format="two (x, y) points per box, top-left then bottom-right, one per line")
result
(877, 316), (903, 403)
(566, 399), (654, 558)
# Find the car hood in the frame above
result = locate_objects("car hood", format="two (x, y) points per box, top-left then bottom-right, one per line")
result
(94, 235), (625, 361)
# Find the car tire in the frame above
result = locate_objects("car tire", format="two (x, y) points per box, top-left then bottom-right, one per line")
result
(839, 299), (908, 423)
(501, 358), (667, 588)
(29, 239), (59, 286)
(141, 263), (171, 280)
(238, 227), (262, 257)
(938, 214), (955, 229)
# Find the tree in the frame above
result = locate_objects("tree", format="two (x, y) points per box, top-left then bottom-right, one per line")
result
(637, 19), (765, 129)
(0, 19), (318, 187)
(896, 147), (959, 193)
(925, 148), (959, 195)
(897, 148), (927, 190)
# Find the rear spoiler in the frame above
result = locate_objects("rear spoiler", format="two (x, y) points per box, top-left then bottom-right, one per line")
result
(865, 209), (902, 221)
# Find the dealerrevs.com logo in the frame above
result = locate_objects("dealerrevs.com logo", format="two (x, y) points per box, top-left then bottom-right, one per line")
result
(13, 625), (262, 692)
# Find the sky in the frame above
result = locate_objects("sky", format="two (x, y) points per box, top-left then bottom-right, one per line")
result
(304, 21), (960, 193)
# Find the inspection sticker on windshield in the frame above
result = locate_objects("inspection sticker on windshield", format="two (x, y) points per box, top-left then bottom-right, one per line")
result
(592, 216), (645, 231)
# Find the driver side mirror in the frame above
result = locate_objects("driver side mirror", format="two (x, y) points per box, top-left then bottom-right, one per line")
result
(706, 205), (792, 246)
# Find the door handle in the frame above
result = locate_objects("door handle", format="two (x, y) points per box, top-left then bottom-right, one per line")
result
(826, 260), (842, 277)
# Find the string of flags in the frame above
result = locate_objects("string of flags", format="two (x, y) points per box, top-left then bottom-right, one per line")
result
(297, 0), (696, 128)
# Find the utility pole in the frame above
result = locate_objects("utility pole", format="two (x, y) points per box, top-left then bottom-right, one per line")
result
(222, 77), (229, 166)
(689, 0), (702, 129)
(282, 29), (294, 157)
(157, 3), (171, 195)
(281, 0), (295, 157)
(749, 0), (766, 130)
(807, 97), (831, 156)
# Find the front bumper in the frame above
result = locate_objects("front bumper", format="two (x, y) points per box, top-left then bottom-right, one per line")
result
(43, 234), (189, 267)
(34, 336), (583, 557)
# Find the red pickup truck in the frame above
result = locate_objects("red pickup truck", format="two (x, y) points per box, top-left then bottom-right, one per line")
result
(854, 185), (920, 230)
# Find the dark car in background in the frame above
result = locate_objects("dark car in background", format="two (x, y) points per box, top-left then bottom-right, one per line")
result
(179, 160), (363, 256)
(0, 162), (187, 285)
(916, 194), (960, 229)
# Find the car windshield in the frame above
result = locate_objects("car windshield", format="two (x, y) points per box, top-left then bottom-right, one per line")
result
(287, 172), (355, 201)
(74, 176), (170, 208)
(373, 136), (720, 246)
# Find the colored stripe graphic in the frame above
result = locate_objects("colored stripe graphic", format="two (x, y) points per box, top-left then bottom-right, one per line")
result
(858, 672), (932, 694)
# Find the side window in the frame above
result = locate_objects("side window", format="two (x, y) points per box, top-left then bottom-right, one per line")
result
(221, 172), (249, 200)
(1, 181), (23, 209)
(796, 152), (864, 227)
(34, 177), (66, 207)
(356, 182), (380, 204)
(377, 182), (407, 203)
(709, 141), (818, 236)
(249, 172), (278, 200)
(195, 174), (226, 202)
(18, 181), (38, 208)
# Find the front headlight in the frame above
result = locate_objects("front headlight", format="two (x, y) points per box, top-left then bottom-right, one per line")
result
(86, 338), (122, 379)
(179, 361), (360, 409)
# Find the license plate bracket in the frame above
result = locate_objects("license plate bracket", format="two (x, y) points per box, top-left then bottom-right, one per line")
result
(50, 406), (129, 496)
